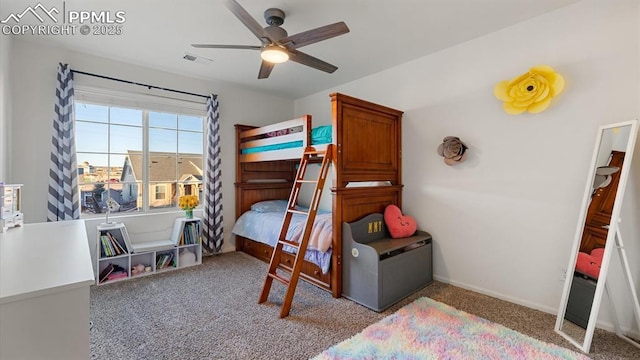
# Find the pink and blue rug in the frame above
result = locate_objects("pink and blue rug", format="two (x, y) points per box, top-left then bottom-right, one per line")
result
(313, 297), (589, 360)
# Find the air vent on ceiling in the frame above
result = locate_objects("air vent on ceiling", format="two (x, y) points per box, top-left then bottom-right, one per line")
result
(183, 54), (197, 61)
(182, 52), (214, 65)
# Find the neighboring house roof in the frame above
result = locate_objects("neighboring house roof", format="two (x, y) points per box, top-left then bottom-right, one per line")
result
(102, 188), (123, 204)
(123, 150), (203, 182)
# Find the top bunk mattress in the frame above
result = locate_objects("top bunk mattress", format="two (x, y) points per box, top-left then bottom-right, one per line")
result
(241, 125), (332, 154)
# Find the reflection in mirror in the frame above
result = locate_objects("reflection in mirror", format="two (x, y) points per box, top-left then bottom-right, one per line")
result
(555, 120), (639, 353)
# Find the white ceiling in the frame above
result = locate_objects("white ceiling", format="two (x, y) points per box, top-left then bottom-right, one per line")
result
(2, 0), (582, 98)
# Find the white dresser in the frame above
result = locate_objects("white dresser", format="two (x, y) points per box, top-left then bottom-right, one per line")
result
(1, 220), (94, 360)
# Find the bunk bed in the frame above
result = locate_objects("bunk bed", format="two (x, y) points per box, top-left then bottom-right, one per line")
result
(233, 93), (403, 298)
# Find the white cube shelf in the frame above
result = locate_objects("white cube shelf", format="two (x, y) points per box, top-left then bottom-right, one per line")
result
(95, 217), (202, 285)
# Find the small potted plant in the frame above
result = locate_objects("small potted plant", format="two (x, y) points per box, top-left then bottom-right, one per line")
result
(178, 195), (199, 219)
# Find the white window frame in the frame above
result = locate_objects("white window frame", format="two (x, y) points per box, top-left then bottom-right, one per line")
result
(74, 86), (207, 218)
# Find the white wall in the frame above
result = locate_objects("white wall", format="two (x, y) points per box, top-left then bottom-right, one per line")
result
(296, 0), (640, 332)
(8, 38), (295, 253)
(0, 35), (11, 182)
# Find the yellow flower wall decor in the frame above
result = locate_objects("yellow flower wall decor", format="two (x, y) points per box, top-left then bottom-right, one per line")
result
(494, 65), (565, 115)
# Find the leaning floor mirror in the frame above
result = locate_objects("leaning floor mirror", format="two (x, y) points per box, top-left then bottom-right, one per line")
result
(555, 119), (640, 353)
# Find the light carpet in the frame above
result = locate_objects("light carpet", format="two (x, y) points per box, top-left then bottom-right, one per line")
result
(313, 297), (591, 360)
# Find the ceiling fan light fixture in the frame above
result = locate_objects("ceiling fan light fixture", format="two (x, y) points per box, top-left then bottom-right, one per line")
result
(261, 45), (289, 64)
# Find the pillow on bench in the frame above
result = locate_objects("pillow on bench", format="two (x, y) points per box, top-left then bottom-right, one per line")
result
(575, 247), (604, 280)
(384, 205), (417, 238)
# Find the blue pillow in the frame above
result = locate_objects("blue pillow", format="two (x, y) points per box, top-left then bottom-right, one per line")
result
(251, 200), (288, 213)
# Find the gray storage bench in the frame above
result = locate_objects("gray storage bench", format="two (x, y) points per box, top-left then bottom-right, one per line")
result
(342, 213), (433, 312)
(565, 274), (596, 329)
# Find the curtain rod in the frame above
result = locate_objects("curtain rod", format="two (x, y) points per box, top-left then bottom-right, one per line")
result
(70, 69), (211, 100)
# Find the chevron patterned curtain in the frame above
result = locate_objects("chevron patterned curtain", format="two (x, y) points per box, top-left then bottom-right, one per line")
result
(202, 94), (223, 253)
(47, 63), (79, 221)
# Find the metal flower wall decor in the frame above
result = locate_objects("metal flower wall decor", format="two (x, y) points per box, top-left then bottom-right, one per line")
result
(437, 136), (468, 166)
(494, 65), (565, 115)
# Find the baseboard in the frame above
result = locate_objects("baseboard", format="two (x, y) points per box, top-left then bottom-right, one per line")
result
(432, 275), (637, 336)
(622, 329), (640, 341)
(433, 275), (558, 314)
(202, 242), (235, 255)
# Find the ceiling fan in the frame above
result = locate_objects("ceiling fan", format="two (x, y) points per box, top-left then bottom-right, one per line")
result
(192, 0), (350, 79)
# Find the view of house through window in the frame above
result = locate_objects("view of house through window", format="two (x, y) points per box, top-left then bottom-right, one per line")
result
(75, 101), (205, 218)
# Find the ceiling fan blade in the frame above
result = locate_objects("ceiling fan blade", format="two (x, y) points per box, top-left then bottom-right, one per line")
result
(287, 49), (338, 74)
(191, 44), (261, 50)
(280, 22), (350, 49)
(224, 0), (274, 44)
(258, 61), (275, 79)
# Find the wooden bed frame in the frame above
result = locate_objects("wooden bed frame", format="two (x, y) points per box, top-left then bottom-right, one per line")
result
(234, 93), (403, 298)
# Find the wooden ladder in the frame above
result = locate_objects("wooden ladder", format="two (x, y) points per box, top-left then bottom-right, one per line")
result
(258, 145), (334, 318)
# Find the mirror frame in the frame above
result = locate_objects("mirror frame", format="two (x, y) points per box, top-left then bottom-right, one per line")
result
(555, 119), (639, 353)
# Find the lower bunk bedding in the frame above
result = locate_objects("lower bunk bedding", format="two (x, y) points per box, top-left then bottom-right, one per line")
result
(231, 200), (333, 274)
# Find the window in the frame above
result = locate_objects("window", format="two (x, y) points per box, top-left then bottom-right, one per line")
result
(75, 94), (205, 218)
(155, 184), (167, 200)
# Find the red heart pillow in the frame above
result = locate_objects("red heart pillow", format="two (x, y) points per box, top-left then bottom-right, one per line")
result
(590, 247), (604, 263)
(575, 251), (601, 280)
(383, 205), (417, 238)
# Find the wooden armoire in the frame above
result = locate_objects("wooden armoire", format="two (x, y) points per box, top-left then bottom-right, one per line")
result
(579, 150), (625, 253)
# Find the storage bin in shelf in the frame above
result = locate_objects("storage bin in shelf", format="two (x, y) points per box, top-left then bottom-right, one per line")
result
(97, 257), (129, 284)
(155, 249), (177, 272)
(96, 222), (132, 285)
(171, 217), (202, 246)
(97, 222), (131, 258)
(178, 245), (201, 268)
(173, 217), (202, 268)
(130, 252), (154, 277)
